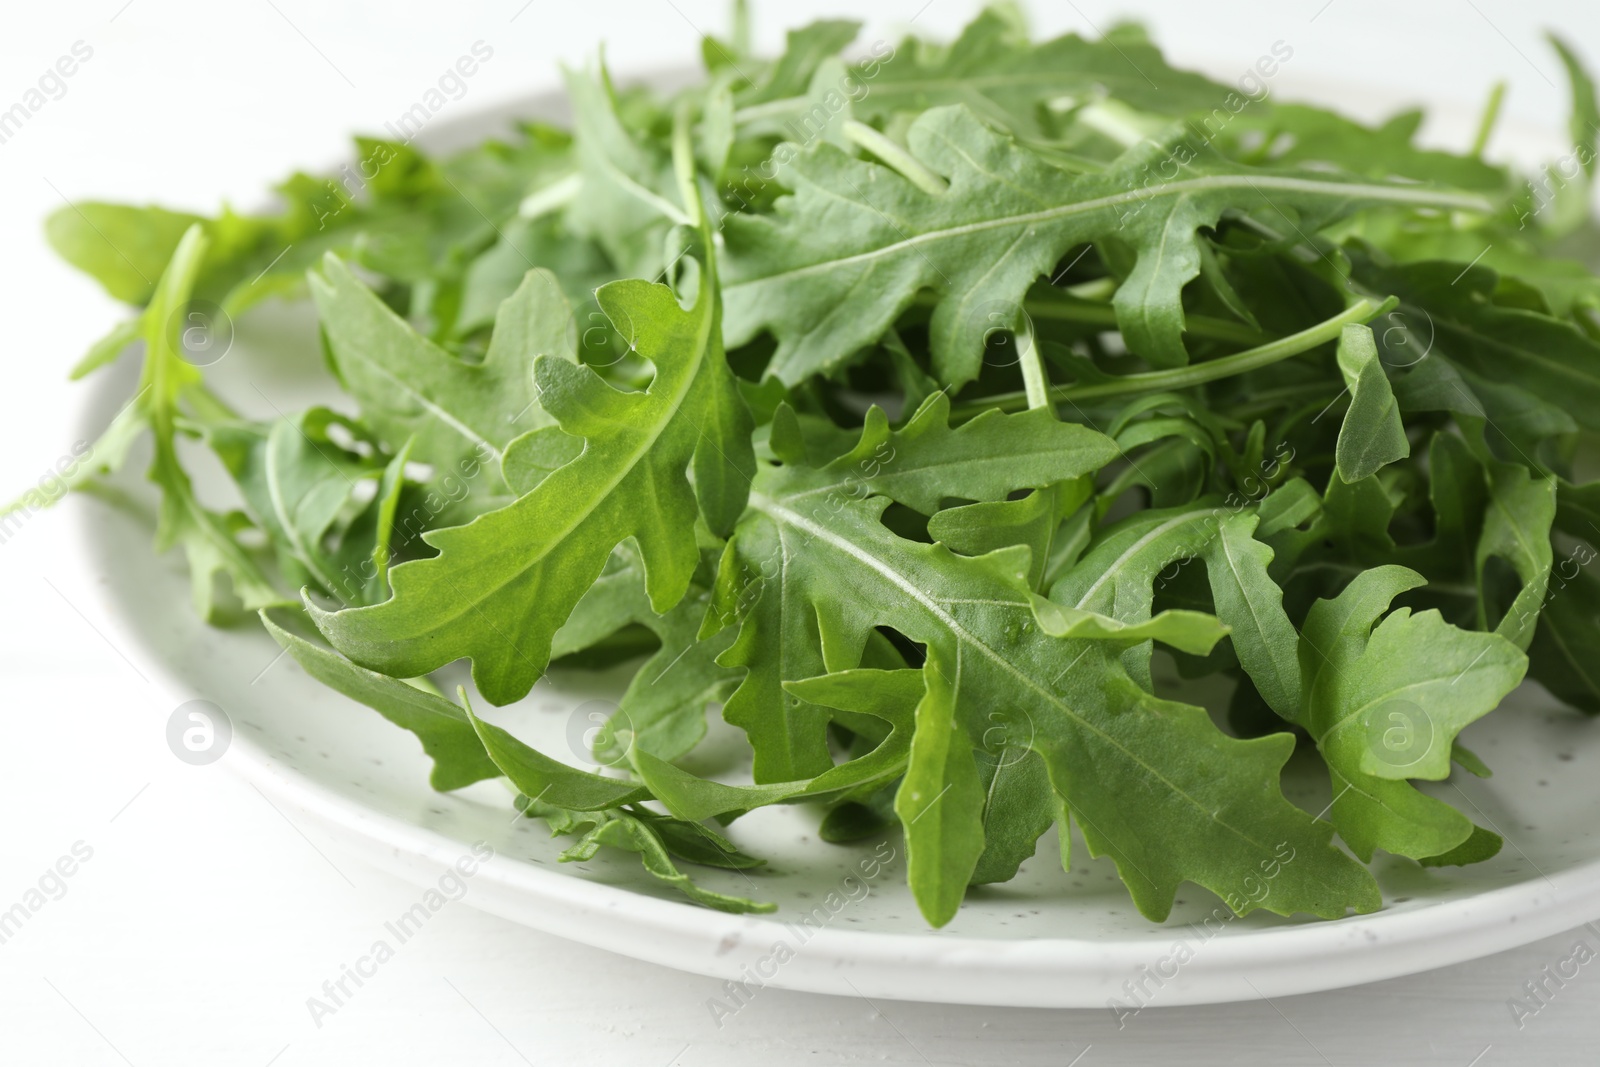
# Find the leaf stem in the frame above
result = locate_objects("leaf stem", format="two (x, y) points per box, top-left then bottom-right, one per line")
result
(843, 121), (949, 196)
(912, 289), (1270, 345)
(517, 172), (582, 220)
(1471, 82), (1507, 159)
(1025, 291), (1270, 346)
(1072, 101), (1160, 148)
(672, 103), (704, 229)
(951, 297), (1396, 418)
(1016, 316), (1050, 410)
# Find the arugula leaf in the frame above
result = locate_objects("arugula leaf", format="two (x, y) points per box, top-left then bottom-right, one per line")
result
(464, 694), (650, 811)
(46, 202), (220, 305)
(767, 9), (1232, 138)
(1476, 461), (1556, 649)
(311, 253), (753, 705)
(1530, 566), (1600, 714)
(550, 552), (738, 764)
(724, 107), (1489, 385)
(1551, 33), (1600, 182)
(734, 19), (862, 111)
(895, 649), (987, 925)
(1223, 104), (1509, 190)
(711, 391), (1118, 781)
(717, 440), (1378, 923)
(563, 61), (687, 278)
(261, 611), (500, 791)
(1359, 258), (1600, 433)
(208, 408), (394, 605)
(1300, 566), (1524, 861)
(628, 667), (921, 822)
(142, 228), (285, 618)
(541, 804), (776, 914)
(312, 257), (567, 473)
(1048, 505), (1304, 722)
(929, 476), (1092, 591)
(1333, 324), (1409, 483)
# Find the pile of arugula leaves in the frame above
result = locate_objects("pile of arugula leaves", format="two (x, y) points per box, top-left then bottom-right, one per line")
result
(29, 6), (1600, 926)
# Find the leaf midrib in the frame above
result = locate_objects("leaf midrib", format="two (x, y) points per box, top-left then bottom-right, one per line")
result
(728, 175), (1492, 291)
(783, 439), (1109, 504)
(1070, 510), (1206, 610)
(333, 326), (501, 461)
(753, 492), (1287, 864)
(1431, 309), (1600, 394)
(263, 430), (341, 594)
(1214, 518), (1300, 709)
(384, 296), (714, 634)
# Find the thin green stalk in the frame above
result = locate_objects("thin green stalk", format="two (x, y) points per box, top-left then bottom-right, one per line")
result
(1015, 316), (1049, 411)
(1026, 292), (1270, 346)
(1471, 82), (1507, 158)
(843, 121), (948, 196)
(518, 172), (581, 220)
(913, 289), (1270, 346)
(672, 103), (703, 229)
(730, 0), (750, 58)
(951, 297), (1396, 418)
(1062, 277), (1116, 301)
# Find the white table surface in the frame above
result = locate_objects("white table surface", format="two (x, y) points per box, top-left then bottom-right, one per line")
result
(4, 1), (1599, 1063)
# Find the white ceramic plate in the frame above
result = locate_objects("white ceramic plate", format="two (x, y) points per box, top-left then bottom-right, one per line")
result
(71, 77), (1600, 1009)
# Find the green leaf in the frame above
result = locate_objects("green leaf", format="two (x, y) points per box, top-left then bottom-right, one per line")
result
(724, 106), (1489, 385)
(895, 650), (987, 926)
(630, 806), (766, 870)
(463, 694), (650, 811)
(928, 477), (1092, 591)
(1359, 258), (1600, 432)
(1476, 461), (1555, 649)
(45, 202), (210, 304)
(456, 216), (611, 340)
(1334, 323), (1409, 483)
(1223, 104), (1509, 191)
(1032, 598), (1229, 655)
(352, 440), (413, 603)
(1049, 505), (1304, 722)
(1551, 33), (1600, 181)
(142, 227), (284, 619)
(712, 393), (1117, 782)
(208, 408), (392, 605)
(261, 611), (500, 791)
(551, 555), (739, 765)
(563, 61), (686, 277)
(1300, 566), (1525, 861)
(968, 743), (1056, 887)
(556, 810), (776, 914)
(69, 317), (142, 380)
(1530, 565), (1600, 714)
(829, 392), (1119, 514)
(628, 667), (921, 822)
(311, 261), (753, 705)
(717, 443), (1378, 923)
(311, 256), (565, 472)
(735, 19), (861, 110)
(780, 9), (1232, 138)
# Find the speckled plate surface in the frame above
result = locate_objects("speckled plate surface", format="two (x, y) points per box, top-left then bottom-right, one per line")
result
(71, 80), (1600, 1008)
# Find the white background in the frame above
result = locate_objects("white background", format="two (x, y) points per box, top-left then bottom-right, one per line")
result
(3, 1), (1600, 1063)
